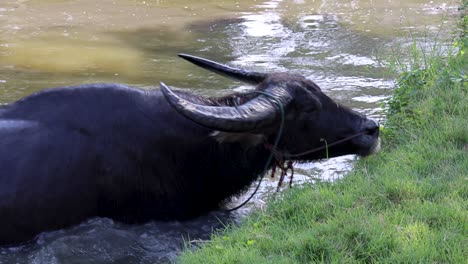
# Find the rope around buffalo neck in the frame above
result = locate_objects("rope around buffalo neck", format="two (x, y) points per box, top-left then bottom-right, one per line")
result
(226, 91), (285, 211)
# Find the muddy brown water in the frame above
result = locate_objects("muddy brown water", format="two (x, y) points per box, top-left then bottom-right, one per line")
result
(0, 0), (459, 263)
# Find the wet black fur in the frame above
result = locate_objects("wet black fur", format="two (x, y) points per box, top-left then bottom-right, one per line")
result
(0, 75), (378, 245)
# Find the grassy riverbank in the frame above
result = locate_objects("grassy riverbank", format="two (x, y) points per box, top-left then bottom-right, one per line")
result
(179, 16), (467, 263)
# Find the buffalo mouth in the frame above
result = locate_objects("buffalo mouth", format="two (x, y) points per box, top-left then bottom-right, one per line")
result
(355, 135), (381, 157)
(351, 120), (381, 157)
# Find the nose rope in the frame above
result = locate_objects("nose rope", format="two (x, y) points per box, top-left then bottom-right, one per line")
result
(263, 131), (367, 192)
(226, 91), (285, 212)
(269, 126), (375, 190)
(265, 131), (368, 159)
(227, 91), (370, 211)
(270, 160), (294, 192)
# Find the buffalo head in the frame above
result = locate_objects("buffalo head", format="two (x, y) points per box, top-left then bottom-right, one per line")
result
(161, 54), (380, 161)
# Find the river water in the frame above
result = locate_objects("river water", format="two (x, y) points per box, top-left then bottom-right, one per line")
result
(0, 0), (459, 263)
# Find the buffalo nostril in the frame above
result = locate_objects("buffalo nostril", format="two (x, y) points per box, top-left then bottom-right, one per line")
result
(364, 119), (379, 135)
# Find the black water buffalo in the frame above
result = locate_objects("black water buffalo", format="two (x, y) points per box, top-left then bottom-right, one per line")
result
(0, 54), (379, 245)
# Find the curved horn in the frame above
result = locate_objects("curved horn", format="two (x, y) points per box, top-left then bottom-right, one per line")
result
(178, 54), (267, 85)
(160, 82), (292, 132)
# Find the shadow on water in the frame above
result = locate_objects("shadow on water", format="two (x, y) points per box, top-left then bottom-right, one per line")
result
(0, 0), (459, 262)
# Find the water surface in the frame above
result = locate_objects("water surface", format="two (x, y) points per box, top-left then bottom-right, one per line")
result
(0, 0), (459, 262)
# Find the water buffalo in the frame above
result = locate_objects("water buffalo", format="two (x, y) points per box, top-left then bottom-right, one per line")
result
(0, 54), (380, 245)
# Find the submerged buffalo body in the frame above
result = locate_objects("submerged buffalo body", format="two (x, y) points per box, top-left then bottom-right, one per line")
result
(0, 54), (379, 245)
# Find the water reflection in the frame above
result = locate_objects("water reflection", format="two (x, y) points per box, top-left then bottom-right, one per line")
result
(0, 0), (458, 262)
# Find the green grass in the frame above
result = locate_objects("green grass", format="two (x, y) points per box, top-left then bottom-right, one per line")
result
(178, 13), (468, 264)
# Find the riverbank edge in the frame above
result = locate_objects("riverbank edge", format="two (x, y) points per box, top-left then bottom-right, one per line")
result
(178, 11), (467, 263)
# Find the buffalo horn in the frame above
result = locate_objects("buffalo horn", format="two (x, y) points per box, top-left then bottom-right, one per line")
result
(178, 54), (266, 85)
(160, 82), (292, 132)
